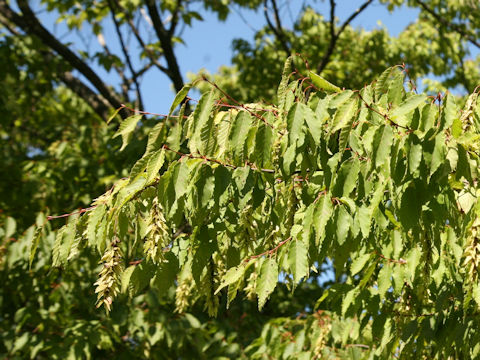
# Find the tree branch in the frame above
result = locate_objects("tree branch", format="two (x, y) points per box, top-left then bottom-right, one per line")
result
(263, 0), (290, 54)
(415, 0), (480, 49)
(107, 0), (144, 110)
(113, 0), (171, 76)
(10, 0), (126, 116)
(145, 0), (184, 93)
(316, 0), (374, 74)
(168, 0), (182, 36)
(59, 72), (112, 120)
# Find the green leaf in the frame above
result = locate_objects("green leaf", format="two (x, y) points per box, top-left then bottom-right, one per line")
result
(375, 67), (395, 101)
(287, 103), (305, 145)
(408, 136), (422, 175)
(113, 114), (142, 151)
(278, 56), (293, 112)
(190, 88), (217, 154)
(254, 120), (274, 168)
(145, 148), (165, 184)
(288, 239), (309, 283)
(374, 125), (394, 168)
(308, 70), (342, 93)
(331, 97), (357, 133)
(29, 227), (43, 269)
(440, 92), (458, 130)
(351, 252), (372, 276)
(87, 204), (106, 248)
(377, 264), (392, 297)
(336, 206), (351, 245)
(229, 111), (253, 164)
(390, 94), (427, 127)
(215, 264), (247, 295)
(314, 195), (333, 246)
(257, 258), (279, 310)
(121, 265), (136, 294)
(169, 83), (191, 115)
(430, 133), (446, 176)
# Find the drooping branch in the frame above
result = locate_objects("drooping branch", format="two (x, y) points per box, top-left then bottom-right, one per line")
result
(9, 0), (126, 115)
(316, 0), (374, 74)
(263, 0), (290, 54)
(415, 0), (480, 49)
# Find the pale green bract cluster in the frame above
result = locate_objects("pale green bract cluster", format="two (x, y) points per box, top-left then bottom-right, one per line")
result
(41, 58), (480, 358)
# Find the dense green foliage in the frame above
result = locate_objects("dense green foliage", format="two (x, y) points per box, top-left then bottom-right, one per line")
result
(2, 0), (480, 359)
(26, 62), (480, 358)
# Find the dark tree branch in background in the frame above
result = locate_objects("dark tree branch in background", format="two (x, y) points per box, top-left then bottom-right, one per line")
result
(316, 0), (374, 74)
(168, 0), (182, 37)
(115, 1), (171, 75)
(107, 0), (144, 111)
(0, 1), (126, 120)
(415, 0), (480, 49)
(145, 0), (185, 93)
(263, 0), (290, 54)
(10, 0), (126, 115)
(60, 72), (112, 119)
(96, 32), (130, 101)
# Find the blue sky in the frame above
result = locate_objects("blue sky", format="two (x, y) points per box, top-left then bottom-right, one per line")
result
(145, 1), (420, 113)
(37, 1), (421, 114)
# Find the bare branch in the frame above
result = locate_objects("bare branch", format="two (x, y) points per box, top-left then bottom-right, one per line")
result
(7, 0), (126, 116)
(113, 0), (171, 76)
(317, 0), (374, 74)
(107, 0), (144, 110)
(168, 0), (182, 36)
(145, 0), (184, 93)
(263, 0), (290, 54)
(415, 0), (480, 49)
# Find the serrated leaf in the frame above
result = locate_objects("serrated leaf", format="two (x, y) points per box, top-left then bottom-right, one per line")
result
(351, 252), (372, 276)
(287, 103), (305, 145)
(387, 70), (404, 105)
(331, 97), (357, 133)
(374, 125), (394, 168)
(256, 258), (278, 310)
(408, 137), (422, 174)
(113, 114), (142, 151)
(288, 239), (309, 283)
(390, 94), (427, 127)
(29, 227), (43, 269)
(229, 111), (253, 164)
(145, 148), (165, 184)
(190, 88), (217, 153)
(169, 83), (191, 115)
(430, 133), (446, 176)
(336, 206), (351, 245)
(314, 195), (333, 246)
(215, 264), (246, 295)
(278, 56), (293, 112)
(254, 118), (274, 168)
(377, 264), (392, 297)
(308, 70), (341, 93)
(440, 92), (458, 130)
(87, 204), (106, 247)
(121, 265), (136, 294)
(375, 67), (395, 101)
(342, 288), (359, 316)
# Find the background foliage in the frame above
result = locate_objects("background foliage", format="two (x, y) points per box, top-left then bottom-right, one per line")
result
(1, 0), (480, 358)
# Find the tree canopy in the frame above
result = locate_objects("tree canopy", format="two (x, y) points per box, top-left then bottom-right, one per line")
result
(1, 0), (480, 359)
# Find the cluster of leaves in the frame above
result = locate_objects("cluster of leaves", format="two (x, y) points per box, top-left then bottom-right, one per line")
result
(37, 58), (480, 358)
